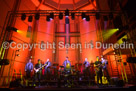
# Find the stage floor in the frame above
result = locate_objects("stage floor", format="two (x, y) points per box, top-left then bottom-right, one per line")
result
(8, 84), (136, 91)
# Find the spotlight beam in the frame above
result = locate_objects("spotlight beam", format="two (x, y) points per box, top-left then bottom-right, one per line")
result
(103, 28), (119, 41)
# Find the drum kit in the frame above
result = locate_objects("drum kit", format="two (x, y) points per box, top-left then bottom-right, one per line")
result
(57, 65), (79, 87)
(41, 63), (92, 81)
(58, 65), (80, 76)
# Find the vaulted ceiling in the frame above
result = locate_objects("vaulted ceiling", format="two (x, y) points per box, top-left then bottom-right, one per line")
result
(31, 0), (97, 10)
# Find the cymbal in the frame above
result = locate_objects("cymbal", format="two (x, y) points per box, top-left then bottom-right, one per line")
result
(72, 69), (76, 71)
(76, 71), (81, 72)
(53, 64), (59, 66)
(52, 66), (57, 69)
(71, 65), (74, 67)
(60, 66), (64, 68)
(47, 66), (51, 68)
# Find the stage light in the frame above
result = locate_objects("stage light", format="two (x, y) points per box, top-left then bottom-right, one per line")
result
(117, 32), (127, 44)
(16, 30), (19, 32)
(16, 54), (20, 57)
(21, 13), (26, 21)
(30, 56), (33, 59)
(95, 12), (100, 20)
(6, 26), (18, 32)
(16, 30), (22, 33)
(28, 15), (33, 22)
(65, 9), (69, 17)
(109, 12), (113, 20)
(103, 28), (119, 41)
(59, 12), (63, 20)
(115, 25), (128, 36)
(103, 16), (108, 21)
(50, 13), (54, 20)
(46, 15), (50, 21)
(8, 40), (14, 43)
(16, 49), (20, 52)
(116, 28), (119, 30)
(71, 12), (75, 20)
(86, 15), (90, 21)
(35, 13), (40, 20)
(82, 12), (86, 20)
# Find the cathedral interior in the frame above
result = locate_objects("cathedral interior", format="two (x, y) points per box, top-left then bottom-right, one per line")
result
(0, 0), (136, 90)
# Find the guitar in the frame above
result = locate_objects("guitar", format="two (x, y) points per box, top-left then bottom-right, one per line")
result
(66, 63), (71, 69)
(95, 62), (105, 72)
(34, 64), (47, 73)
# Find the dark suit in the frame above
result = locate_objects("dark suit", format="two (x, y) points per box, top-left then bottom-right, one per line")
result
(44, 61), (51, 80)
(33, 63), (42, 86)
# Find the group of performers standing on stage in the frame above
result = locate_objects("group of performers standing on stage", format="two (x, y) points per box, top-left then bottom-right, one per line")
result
(25, 58), (51, 86)
(25, 56), (110, 86)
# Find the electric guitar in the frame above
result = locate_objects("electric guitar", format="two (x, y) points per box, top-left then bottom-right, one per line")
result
(34, 64), (47, 73)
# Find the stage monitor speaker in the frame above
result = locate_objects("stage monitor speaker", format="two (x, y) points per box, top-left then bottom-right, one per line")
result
(111, 77), (118, 85)
(9, 79), (24, 88)
(111, 77), (124, 87)
(116, 80), (124, 87)
(0, 59), (9, 65)
(127, 57), (136, 63)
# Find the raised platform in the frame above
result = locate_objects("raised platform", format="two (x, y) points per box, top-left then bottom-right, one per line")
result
(8, 84), (136, 91)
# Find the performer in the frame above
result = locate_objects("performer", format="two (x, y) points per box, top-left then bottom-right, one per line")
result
(44, 58), (51, 80)
(83, 58), (91, 79)
(101, 55), (111, 84)
(25, 58), (33, 79)
(63, 56), (71, 72)
(33, 59), (43, 86)
(94, 56), (103, 86)
(62, 56), (71, 87)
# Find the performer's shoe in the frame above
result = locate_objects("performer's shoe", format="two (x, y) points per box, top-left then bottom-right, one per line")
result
(64, 84), (67, 87)
(97, 84), (103, 88)
(38, 83), (41, 87)
(33, 84), (36, 86)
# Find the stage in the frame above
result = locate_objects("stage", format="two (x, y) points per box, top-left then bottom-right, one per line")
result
(7, 84), (136, 91)
(7, 78), (136, 91)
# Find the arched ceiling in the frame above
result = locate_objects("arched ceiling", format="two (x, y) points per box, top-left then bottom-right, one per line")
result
(31, 0), (97, 10)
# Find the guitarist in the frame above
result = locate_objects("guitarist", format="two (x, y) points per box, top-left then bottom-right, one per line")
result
(62, 56), (71, 87)
(101, 55), (111, 84)
(44, 59), (51, 80)
(25, 58), (33, 80)
(94, 56), (103, 86)
(33, 59), (43, 86)
(83, 58), (91, 79)
(63, 57), (71, 73)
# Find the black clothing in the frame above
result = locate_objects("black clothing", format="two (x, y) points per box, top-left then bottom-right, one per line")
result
(33, 63), (42, 86)
(94, 61), (103, 85)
